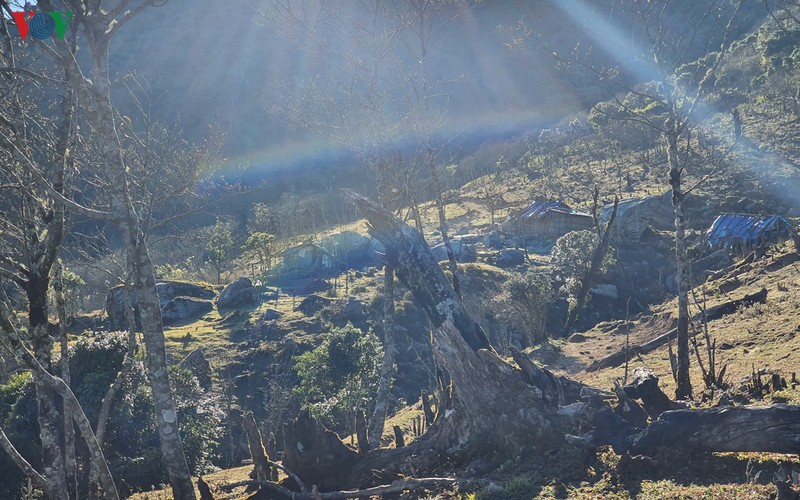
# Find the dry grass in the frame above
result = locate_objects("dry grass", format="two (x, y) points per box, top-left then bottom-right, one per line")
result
(127, 465), (255, 500)
(549, 241), (800, 396)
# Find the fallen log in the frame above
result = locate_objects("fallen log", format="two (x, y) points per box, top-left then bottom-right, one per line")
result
(585, 288), (767, 372)
(229, 476), (457, 499)
(278, 191), (800, 492)
(630, 405), (800, 454)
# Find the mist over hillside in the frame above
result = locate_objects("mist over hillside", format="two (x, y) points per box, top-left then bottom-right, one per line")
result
(102, 2), (747, 178)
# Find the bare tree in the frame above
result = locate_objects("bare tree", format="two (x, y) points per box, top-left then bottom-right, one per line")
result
(0, 4), (80, 494)
(524, 0), (747, 399)
(0, 1), (223, 496)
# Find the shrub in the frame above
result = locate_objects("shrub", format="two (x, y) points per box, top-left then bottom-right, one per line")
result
(495, 268), (553, 345)
(551, 230), (616, 304)
(293, 323), (382, 433)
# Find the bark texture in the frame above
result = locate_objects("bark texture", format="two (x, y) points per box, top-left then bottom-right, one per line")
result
(242, 411), (272, 483)
(39, 4), (197, 495)
(368, 265), (397, 448)
(564, 196), (619, 333)
(667, 123), (692, 400)
(278, 190), (800, 493)
(631, 405), (800, 454)
(281, 190), (575, 489)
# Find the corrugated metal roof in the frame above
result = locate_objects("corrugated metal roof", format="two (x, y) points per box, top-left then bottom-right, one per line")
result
(518, 200), (573, 220)
(706, 213), (792, 247)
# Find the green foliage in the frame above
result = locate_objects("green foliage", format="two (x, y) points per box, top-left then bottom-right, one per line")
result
(293, 323), (382, 431)
(61, 268), (86, 291)
(551, 230), (616, 301)
(155, 256), (204, 281)
(495, 268), (553, 344)
(242, 231), (276, 276)
(248, 202), (277, 234)
(757, 26), (800, 74)
(0, 374), (33, 500)
(0, 334), (224, 496)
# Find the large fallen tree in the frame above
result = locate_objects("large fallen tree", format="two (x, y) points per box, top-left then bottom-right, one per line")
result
(272, 190), (800, 493)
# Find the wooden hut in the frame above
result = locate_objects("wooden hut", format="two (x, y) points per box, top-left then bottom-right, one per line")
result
(503, 200), (593, 239)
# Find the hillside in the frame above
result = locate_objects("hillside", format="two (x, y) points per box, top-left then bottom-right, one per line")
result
(5, 1), (800, 499)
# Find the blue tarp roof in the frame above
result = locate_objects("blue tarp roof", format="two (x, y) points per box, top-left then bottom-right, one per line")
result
(706, 213), (793, 247)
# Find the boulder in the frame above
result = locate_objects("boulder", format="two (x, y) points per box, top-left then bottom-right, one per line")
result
(495, 248), (525, 268)
(483, 231), (503, 249)
(318, 231), (372, 262)
(161, 297), (213, 325)
(591, 284), (619, 300)
(217, 277), (257, 312)
(106, 280), (215, 330)
(568, 333), (588, 343)
(431, 241), (477, 262)
(295, 294), (331, 316)
(263, 308), (282, 321)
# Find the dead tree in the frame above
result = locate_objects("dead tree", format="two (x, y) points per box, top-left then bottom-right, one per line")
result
(241, 411), (272, 484)
(0, 8), (75, 494)
(276, 191), (800, 492)
(0, 300), (119, 499)
(16, 2), (208, 496)
(281, 191), (578, 489)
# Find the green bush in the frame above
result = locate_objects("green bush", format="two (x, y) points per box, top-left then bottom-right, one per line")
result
(495, 269), (553, 344)
(551, 230), (616, 303)
(0, 334), (224, 497)
(293, 323), (382, 433)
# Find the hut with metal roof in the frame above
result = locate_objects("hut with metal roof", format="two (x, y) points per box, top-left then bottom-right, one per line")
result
(503, 200), (593, 239)
(706, 213), (793, 252)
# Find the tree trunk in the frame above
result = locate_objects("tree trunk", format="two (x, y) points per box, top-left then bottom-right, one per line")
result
(280, 191), (571, 489)
(368, 265), (396, 449)
(54, 268), (77, 499)
(95, 279), (138, 448)
(631, 405), (800, 455)
(129, 234), (196, 499)
(421, 390), (435, 427)
(278, 190), (800, 493)
(667, 125), (692, 401)
(241, 411), (271, 483)
(427, 160), (462, 298)
(90, 280), (139, 497)
(355, 410), (370, 453)
(28, 275), (68, 500)
(55, 27), (197, 498)
(0, 304), (119, 499)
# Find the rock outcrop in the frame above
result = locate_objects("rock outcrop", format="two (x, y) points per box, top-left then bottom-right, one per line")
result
(161, 297), (213, 325)
(106, 281), (215, 329)
(217, 277), (257, 312)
